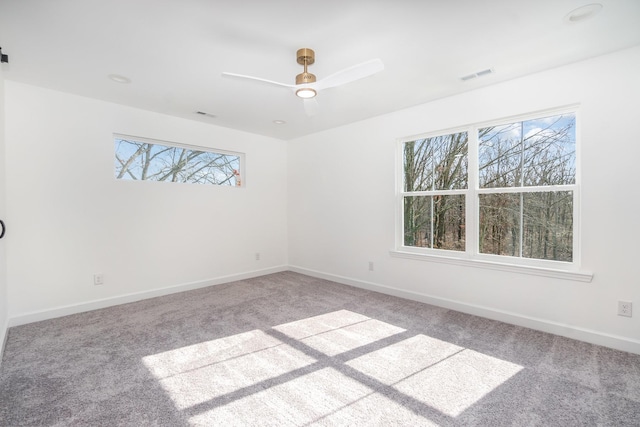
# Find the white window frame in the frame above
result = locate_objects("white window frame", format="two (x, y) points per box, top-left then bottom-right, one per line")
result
(391, 105), (593, 282)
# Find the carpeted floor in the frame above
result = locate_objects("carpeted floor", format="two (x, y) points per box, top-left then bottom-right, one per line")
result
(0, 271), (639, 426)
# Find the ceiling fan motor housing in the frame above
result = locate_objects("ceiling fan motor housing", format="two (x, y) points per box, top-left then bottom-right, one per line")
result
(296, 48), (315, 65)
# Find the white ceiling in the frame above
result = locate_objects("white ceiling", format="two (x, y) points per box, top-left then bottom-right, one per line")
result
(1, 0), (639, 140)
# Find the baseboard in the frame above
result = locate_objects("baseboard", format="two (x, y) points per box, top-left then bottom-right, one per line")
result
(8, 266), (288, 328)
(0, 317), (8, 368)
(289, 265), (640, 355)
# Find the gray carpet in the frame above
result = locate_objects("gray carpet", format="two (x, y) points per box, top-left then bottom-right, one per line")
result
(1, 271), (639, 426)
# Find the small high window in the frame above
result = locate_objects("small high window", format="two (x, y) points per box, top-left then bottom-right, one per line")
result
(114, 135), (242, 186)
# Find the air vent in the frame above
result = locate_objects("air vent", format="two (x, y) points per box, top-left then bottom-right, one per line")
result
(460, 68), (494, 81)
(564, 4), (603, 24)
(196, 111), (217, 118)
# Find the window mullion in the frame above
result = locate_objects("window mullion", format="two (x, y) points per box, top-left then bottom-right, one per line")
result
(430, 196), (434, 249)
(467, 127), (479, 257)
(519, 192), (524, 257)
(519, 123), (524, 257)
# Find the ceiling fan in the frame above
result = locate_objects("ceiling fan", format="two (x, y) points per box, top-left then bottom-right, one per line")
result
(222, 48), (384, 116)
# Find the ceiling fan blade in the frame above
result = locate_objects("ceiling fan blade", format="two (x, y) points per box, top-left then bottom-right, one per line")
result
(315, 58), (384, 91)
(303, 98), (319, 117)
(221, 72), (295, 89)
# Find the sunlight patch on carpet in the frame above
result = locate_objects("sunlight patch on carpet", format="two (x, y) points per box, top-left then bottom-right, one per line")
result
(143, 329), (284, 378)
(298, 318), (405, 356)
(142, 329), (316, 410)
(394, 349), (523, 416)
(273, 309), (374, 340)
(348, 334), (523, 417)
(275, 310), (406, 356)
(346, 334), (465, 384)
(186, 367), (430, 426)
(142, 309), (522, 423)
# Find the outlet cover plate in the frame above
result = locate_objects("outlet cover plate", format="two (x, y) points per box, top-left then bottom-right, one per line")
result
(618, 301), (632, 317)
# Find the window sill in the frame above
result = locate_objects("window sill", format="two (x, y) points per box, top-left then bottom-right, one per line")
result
(389, 250), (593, 282)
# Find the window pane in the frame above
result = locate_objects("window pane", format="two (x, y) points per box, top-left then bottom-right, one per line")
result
(479, 123), (522, 188)
(404, 140), (430, 192)
(115, 138), (241, 186)
(522, 114), (576, 186)
(479, 193), (521, 256)
(431, 133), (468, 191)
(523, 191), (573, 261)
(404, 195), (465, 251)
(433, 194), (465, 251)
(403, 132), (468, 192)
(404, 196), (432, 248)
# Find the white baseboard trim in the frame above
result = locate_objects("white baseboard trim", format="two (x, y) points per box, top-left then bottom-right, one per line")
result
(0, 318), (8, 368)
(8, 266), (288, 328)
(289, 265), (640, 355)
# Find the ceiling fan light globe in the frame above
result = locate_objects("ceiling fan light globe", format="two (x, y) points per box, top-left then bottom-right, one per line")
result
(296, 87), (317, 99)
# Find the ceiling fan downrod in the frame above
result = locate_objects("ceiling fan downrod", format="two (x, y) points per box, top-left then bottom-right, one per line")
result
(295, 48), (316, 85)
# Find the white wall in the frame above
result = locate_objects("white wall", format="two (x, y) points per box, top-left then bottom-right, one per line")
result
(0, 63), (8, 360)
(5, 82), (288, 321)
(288, 46), (640, 353)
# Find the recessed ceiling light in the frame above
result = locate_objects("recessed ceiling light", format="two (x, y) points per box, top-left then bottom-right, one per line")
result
(108, 74), (131, 84)
(273, 120), (286, 125)
(564, 3), (603, 24)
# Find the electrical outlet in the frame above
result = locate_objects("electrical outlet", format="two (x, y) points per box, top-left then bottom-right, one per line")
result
(255, 252), (260, 261)
(368, 261), (374, 271)
(618, 301), (632, 317)
(93, 273), (104, 286)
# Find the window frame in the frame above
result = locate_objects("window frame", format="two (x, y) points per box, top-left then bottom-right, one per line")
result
(393, 105), (592, 282)
(113, 133), (245, 187)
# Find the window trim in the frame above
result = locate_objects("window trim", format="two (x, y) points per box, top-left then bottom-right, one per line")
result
(388, 249), (593, 282)
(394, 105), (592, 282)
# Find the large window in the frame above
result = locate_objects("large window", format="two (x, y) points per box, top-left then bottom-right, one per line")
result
(399, 109), (578, 267)
(114, 135), (242, 186)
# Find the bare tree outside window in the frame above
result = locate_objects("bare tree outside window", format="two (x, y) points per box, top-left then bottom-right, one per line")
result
(403, 132), (468, 251)
(114, 137), (241, 186)
(478, 114), (575, 261)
